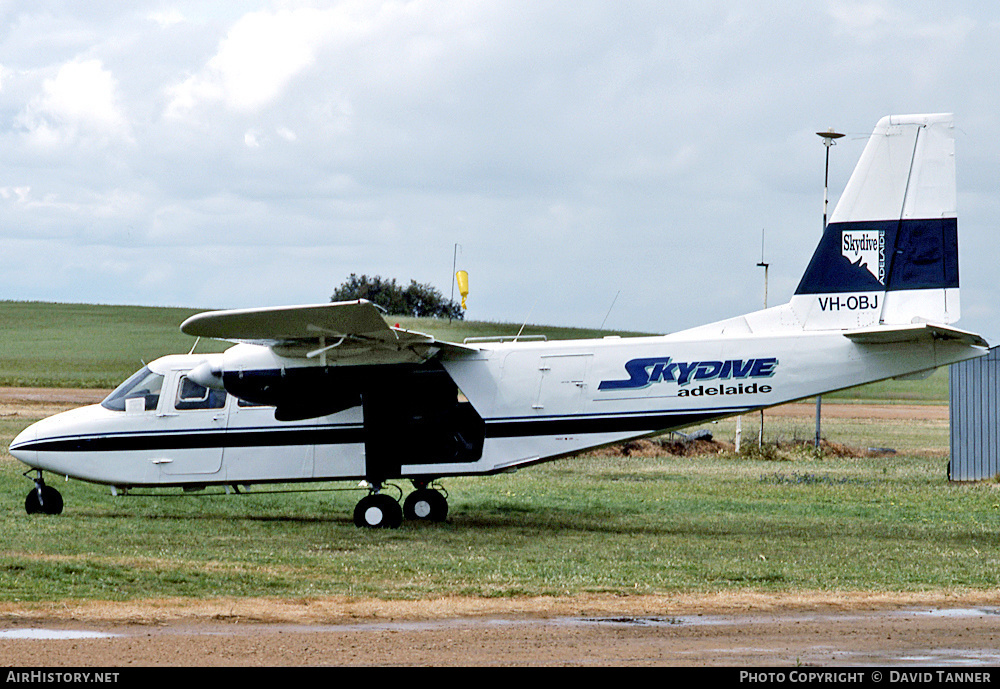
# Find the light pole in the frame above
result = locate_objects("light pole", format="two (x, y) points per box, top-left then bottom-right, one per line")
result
(757, 230), (769, 447)
(757, 229), (769, 309)
(449, 243), (461, 323)
(815, 128), (845, 449)
(818, 129), (845, 230)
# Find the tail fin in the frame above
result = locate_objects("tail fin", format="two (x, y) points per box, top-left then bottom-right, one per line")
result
(791, 113), (959, 330)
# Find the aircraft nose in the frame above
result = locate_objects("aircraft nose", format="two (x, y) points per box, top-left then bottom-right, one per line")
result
(9, 424), (38, 466)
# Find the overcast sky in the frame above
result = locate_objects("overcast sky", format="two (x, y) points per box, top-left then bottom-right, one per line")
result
(1, 1), (998, 341)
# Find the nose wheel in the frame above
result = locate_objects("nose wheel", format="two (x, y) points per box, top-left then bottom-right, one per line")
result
(24, 473), (63, 515)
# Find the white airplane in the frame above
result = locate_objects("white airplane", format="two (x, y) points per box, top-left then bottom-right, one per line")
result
(11, 113), (988, 527)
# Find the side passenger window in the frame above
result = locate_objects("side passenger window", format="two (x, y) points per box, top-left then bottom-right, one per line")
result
(175, 375), (227, 411)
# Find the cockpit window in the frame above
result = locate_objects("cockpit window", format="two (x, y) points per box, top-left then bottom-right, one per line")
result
(175, 375), (227, 410)
(101, 366), (165, 412)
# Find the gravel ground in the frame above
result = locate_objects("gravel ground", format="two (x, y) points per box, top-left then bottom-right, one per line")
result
(3, 592), (1000, 666)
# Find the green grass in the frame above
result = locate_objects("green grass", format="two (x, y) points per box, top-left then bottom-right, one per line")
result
(815, 367), (950, 405)
(0, 301), (228, 388)
(709, 409), (950, 456)
(3, 408), (998, 603)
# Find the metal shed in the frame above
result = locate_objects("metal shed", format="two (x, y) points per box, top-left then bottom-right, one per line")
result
(949, 346), (1000, 481)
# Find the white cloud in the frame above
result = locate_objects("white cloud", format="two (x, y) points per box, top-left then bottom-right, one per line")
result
(148, 9), (186, 28)
(164, 6), (356, 117)
(0, 186), (31, 203)
(19, 58), (130, 147)
(827, 0), (975, 44)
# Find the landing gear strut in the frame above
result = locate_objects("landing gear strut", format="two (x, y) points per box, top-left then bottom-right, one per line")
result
(24, 472), (63, 515)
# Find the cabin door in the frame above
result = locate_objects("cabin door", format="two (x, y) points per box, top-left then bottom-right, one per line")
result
(154, 371), (227, 479)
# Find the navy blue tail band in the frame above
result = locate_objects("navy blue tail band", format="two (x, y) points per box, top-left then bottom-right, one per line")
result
(795, 218), (958, 295)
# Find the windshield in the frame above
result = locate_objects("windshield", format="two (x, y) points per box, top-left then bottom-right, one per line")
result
(101, 366), (165, 412)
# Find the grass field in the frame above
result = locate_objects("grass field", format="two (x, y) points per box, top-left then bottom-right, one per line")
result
(0, 301), (228, 388)
(3, 403), (998, 603)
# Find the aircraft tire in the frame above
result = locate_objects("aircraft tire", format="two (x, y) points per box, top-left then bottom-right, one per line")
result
(403, 488), (448, 522)
(353, 494), (403, 529)
(25, 485), (63, 515)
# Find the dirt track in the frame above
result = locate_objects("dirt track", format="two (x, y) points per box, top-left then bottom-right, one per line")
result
(3, 592), (1000, 667)
(4, 390), (989, 667)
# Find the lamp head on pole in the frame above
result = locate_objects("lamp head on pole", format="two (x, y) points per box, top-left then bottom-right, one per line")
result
(816, 128), (845, 147)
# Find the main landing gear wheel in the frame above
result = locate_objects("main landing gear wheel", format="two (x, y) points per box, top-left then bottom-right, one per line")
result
(353, 493), (403, 529)
(403, 488), (448, 522)
(25, 479), (63, 516)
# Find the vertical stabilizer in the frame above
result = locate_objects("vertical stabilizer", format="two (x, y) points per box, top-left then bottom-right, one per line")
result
(791, 113), (959, 330)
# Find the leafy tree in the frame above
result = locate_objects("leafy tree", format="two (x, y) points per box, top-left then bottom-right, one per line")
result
(331, 274), (464, 320)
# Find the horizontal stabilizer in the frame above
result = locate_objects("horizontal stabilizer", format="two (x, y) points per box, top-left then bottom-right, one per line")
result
(843, 323), (988, 347)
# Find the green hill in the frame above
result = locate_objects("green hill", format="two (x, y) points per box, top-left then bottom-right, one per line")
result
(0, 301), (225, 388)
(0, 301), (651, 389)
(819, 367), (949, 405)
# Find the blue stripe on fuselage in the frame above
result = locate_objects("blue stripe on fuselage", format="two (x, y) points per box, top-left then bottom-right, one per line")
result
(17, 408), (752, 454)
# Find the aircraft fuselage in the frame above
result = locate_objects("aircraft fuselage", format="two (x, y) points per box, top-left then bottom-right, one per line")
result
(10, 324), (979, 491)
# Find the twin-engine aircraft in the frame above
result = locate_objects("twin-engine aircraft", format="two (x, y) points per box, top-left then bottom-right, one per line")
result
(11, 113), (988, 527)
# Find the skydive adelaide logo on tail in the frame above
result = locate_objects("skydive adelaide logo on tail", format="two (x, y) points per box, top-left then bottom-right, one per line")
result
(599, 357), (778, 397)
(842, 229), (885, 284)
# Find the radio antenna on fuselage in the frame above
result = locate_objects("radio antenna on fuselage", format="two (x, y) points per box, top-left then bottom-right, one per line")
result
(599, 290), (621, 331)
(514, 296), (539, 342)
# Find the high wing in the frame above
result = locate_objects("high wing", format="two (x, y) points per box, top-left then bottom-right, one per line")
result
(180, 299), (476, 364)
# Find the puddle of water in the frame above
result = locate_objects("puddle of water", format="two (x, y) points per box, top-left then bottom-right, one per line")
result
(869, 649), (1000, 666)
(587, 616), (685, 626)
(0, 629), (120, 640)
(905, 607), (1000, 618)
(584, 607), (1000, 629)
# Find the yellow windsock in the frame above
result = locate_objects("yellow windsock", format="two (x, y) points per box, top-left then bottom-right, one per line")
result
(456, 270), (469, 309)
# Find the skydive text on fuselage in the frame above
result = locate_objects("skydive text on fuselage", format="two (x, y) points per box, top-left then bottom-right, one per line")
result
(598, 357), (778, 391)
